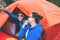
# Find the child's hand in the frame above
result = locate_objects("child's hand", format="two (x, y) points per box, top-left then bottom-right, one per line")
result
(0, 4), (4, 10)
(22, 20), (29, 28)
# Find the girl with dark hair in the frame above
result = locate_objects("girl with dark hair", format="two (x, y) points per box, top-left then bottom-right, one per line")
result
(19, 12), (43, 40)
(1, 6), (28, 36)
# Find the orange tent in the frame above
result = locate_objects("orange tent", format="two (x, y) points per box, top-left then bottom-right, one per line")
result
(0, 0), (60, 28)
(0, 0), (60, 40)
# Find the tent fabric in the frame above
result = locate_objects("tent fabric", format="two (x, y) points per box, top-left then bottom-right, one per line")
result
(0, 31), (17, 40)
(40, 23), (60, 40)
(1, 21), (16, 35)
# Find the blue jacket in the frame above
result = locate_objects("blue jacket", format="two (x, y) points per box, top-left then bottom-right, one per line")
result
(19, 23), (43, 40)
(4, 10), (26, 34)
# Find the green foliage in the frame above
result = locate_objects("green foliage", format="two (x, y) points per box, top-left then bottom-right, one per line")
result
(5, 0), (60, 7)
(47, 0), (60, 7)
(5, 0), (14, 5)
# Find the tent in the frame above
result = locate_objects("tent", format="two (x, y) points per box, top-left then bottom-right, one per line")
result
(0, 0), (60, 40)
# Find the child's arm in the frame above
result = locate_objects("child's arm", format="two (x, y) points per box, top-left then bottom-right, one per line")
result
(0, 5), (18, 19)
(4, 10), (18, 19)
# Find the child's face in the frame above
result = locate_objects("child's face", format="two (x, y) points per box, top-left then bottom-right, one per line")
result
(28, 13), (35, 23)
(18, 13), (24, 21)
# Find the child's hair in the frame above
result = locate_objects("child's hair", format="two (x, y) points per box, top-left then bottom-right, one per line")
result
(32, 12), (43, 23)
(13, 7), (28, 19)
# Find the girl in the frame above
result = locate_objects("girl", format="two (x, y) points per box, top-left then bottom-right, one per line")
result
(19, 12), (43, 40)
